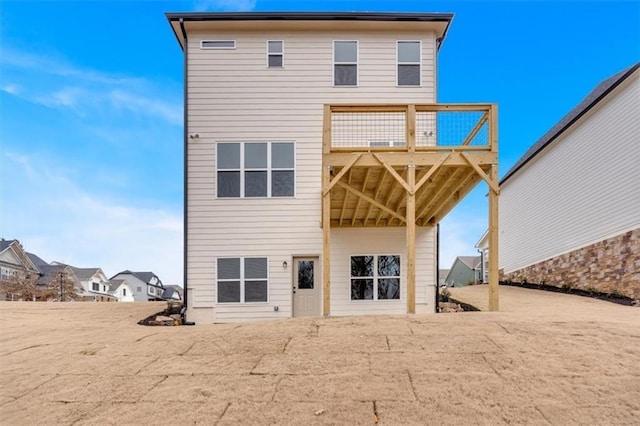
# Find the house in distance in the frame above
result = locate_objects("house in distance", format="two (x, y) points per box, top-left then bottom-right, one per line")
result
(166, 11), (500, 323)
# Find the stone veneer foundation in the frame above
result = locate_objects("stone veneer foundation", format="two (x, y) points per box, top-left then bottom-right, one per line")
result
(501, 228), (640, 301)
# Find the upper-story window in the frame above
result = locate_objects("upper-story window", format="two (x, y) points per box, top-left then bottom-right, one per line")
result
(397, 41), (421, 86)
(334, 41), (358, 86)
(217, 142), (295, 198)
(201, 40), (236, 49)
(267, 41), (284, 68)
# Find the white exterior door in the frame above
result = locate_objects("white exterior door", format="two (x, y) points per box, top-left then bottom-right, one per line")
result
(293, 257), (320, 317)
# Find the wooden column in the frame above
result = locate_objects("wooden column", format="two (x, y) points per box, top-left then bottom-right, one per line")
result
(406, 105), (417, 314)
(322, 105), (331, 317)
(488, 104), (499, 311)
(406, 164), (416, 314)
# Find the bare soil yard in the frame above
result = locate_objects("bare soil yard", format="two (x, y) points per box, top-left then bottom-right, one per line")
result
(1, 286), (639, 425)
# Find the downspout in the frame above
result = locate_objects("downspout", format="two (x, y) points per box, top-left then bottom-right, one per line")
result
(435, 223), (440, 313)
(179, 18), (191, 321)
(477, 248), (484, 284)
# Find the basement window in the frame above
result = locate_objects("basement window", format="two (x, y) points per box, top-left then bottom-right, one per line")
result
(217, 257), (268, 303)
(201, 40), (236, 49)
(351, 255), (401, 300)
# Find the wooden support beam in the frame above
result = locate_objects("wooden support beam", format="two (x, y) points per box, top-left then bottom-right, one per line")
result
(338, 169), (352, 227)
(415, 168), (462, 221)
(414, 153), (451, 192)
(406, 164), (416, 314)
(323, 104), (331, 154)
(430, 172), (479, 223)
(326, 151), (496, 168)
(336, 181), (406, 224)
(323, 153), (362, 196)
(351, 169), (371, 226)
(460, 152), (500, 195)
(406, 104), (416, 153)
(363, 169), (387, 226)
(330, 105), (408, 113)
(372, 153), (412, 194)
(322, 164), (331, 317)
(461, 112), (488, 146)
(375, 170), (405, 226)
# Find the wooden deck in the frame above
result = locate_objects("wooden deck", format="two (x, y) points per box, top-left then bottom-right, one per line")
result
(321, 104), (500, 315)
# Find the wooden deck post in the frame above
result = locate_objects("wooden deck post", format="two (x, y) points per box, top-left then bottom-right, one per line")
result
(407, 164), (416, 314)
(488, 104), (499, 311)
(322, 105), (331, 317)
(406, 105), (417, 314)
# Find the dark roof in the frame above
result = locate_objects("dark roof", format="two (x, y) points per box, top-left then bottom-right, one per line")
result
(27, 252), (49, 267)
(166, 11), (453, 51)
(111, 270), (162, 286)
(108, 279), (126, 292)
(166, 11), (454, 23)
(0, 239), (17, 252)
(36, 264), (72, 286)
(501, 62), (640, 185)
(70, 267), (101, 281)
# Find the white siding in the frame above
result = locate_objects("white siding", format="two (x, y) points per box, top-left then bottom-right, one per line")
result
(500, 71), (640, 273)
(186, 30), (438, 323)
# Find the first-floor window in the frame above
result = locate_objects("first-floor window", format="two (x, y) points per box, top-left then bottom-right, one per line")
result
(350, 255), (400, 300)
(217, 257), (268, 303)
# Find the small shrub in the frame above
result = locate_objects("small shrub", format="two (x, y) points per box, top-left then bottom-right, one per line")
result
(561, 283), (572, 291)
(439, 288), (451, 302)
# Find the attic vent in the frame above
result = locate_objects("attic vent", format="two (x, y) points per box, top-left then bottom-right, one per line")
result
(201, 40), (236, 49)
(368, 140), (406, 147)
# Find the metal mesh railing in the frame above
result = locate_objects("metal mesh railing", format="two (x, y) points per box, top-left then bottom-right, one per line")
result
(329, 106), (491, 149)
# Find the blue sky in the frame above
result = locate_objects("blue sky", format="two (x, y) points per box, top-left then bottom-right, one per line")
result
(1, 1), (638, 284)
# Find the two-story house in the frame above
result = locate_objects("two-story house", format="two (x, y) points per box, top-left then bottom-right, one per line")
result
(110, 270), (165, 301)
(167, 12), (500, 323)
(0, 239), (41, 300)
(62, 266), (117, 302)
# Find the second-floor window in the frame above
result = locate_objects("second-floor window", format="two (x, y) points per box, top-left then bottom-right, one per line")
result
(334, 41), (358, 86)
(397, 41), (421, 86)
(217, 142), (295, 198)
(92, 282), (99, 291)
(123, 288), (127, 296)
(267, 41), (283, 67)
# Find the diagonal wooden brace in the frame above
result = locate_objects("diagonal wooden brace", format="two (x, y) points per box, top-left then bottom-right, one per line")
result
(460, 152), (500, 194)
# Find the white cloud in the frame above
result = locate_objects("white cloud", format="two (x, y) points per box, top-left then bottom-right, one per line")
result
(1, 151), (183, 285)
(1, 48), (181, 125)
(195, 0), (257, 11)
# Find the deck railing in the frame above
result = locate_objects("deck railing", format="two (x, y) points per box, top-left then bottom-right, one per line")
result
(324, 104), (497, 152)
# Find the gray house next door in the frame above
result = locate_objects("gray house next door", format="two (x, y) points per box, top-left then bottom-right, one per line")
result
(293, 257), (320, 317)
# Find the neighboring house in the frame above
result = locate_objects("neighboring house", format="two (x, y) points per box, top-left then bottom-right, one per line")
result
(35, 263), (82, 301)
(110, 270), (165, 301)
(475, 230), (489, 284)
(59, 265), (117, 302)
(444, 256), (481, 287)
(109, 279), (135, 302)
(499, 62), (639, 300)
(0, 239), (40, 282)
(162, 285), (183, 301)
(0, 240), (41, 300)
(166, 11), (500, 323)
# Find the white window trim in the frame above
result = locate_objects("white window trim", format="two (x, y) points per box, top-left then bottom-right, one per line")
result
(266, 40), (284, 68)
(216, 141), (296, 199)
(396, 40), (422, 87)
(200, 40), (236, 49)
(349, 254), (402, 302)
(216, 257), (270, 304)
(333, 40), (359, 87)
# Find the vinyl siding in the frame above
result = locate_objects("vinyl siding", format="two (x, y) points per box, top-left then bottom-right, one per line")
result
(186, 30), (438, 323)
(500, 71), (640, 273)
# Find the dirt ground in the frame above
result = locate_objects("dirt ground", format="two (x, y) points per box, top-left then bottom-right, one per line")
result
(1, 286), (639, 425)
